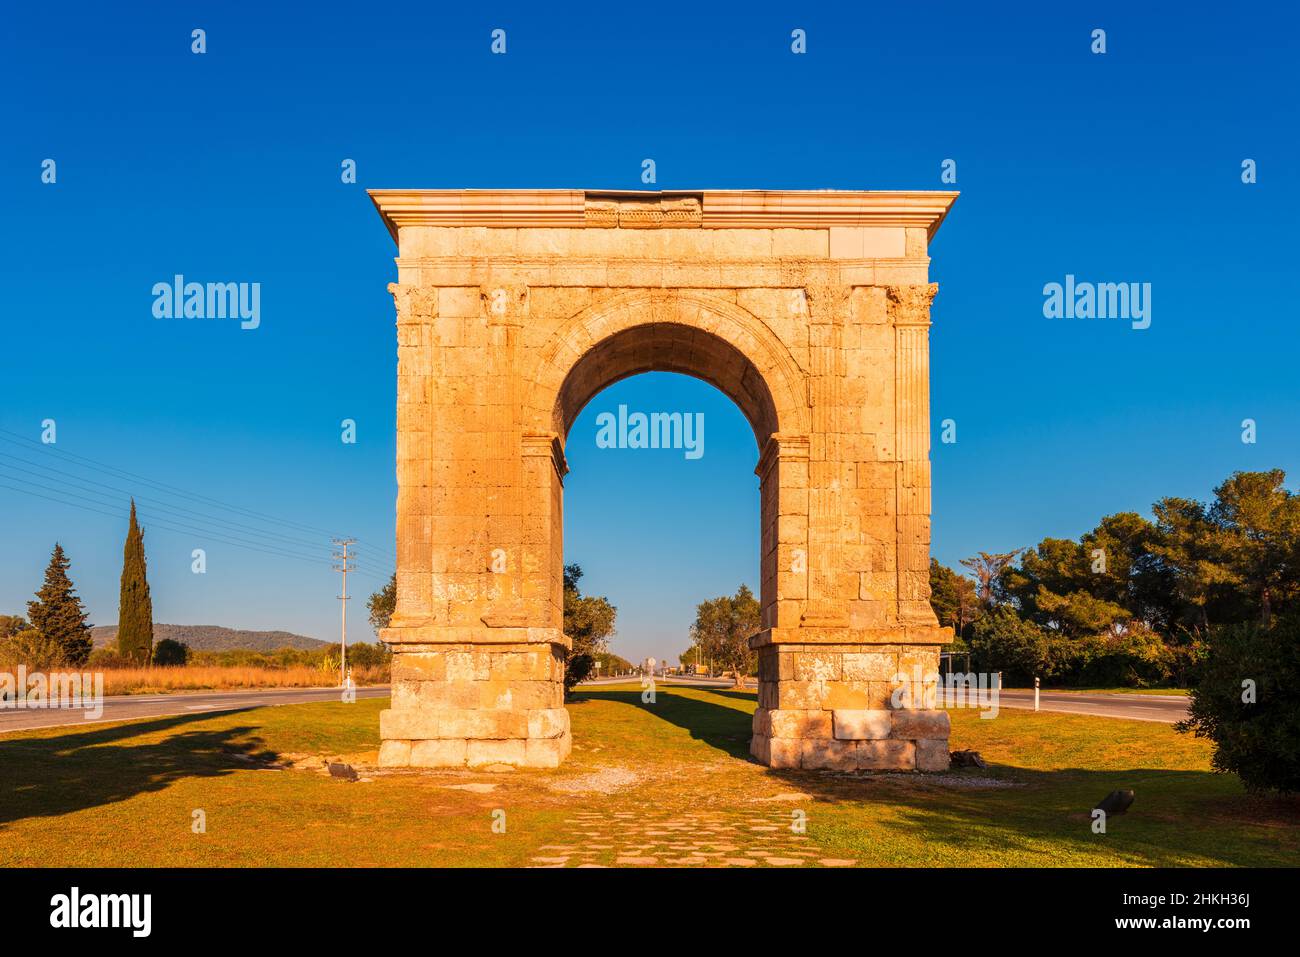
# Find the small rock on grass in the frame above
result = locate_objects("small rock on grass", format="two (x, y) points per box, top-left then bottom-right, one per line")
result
(328, 762), (359, 782)
(1094, 789), (1135, 815)
(950, 749), (987, 769)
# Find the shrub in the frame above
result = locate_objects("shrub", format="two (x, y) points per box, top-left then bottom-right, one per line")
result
(970, 606), (1068, 684)
(153, 638), (191, 666)
(564, 652), (595, 693)
(1072, 626), (1176, 688)
(0, 628), (65, 670)
(1178, 618), (1300, 793)
(88, 647), (128, 669)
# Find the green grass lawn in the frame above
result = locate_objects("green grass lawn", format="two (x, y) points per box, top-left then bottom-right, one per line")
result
(1, 683), (1295, 867)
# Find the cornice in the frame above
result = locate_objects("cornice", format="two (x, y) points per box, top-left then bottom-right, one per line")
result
(370, 189), (959, 243)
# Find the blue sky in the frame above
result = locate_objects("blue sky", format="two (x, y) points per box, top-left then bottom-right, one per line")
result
(1, 2), (1297, 665)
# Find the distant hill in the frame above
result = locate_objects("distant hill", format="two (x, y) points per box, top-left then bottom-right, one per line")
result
(90, 623), (329, 652)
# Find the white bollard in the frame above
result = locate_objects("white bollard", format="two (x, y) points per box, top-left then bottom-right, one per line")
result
(1034, 676), (1040, 712)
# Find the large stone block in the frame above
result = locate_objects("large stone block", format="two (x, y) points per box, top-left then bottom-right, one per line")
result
(801, 738), (856, 770)
(856, 739), (916, 771)
(378, 739), (412, 767)
(526, 707), (570, 740)
(915, 738), (951, 772)
(410, 738), (468, 767)
(466, 739), (527, 767)
(890, 708), (951, 740)
(434, 708), (529, 740)
(524, 736), (569, 768)
(842, 652), (898, 681)
(769, 709), (832, 740)
(832, 709), (892, 741)
(380, 707), (440, 740)
(768, 738), (802, 769)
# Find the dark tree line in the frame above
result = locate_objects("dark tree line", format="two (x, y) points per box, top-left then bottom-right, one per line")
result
(930, 469), (1300, 792)
(930, 469), (1300, 688)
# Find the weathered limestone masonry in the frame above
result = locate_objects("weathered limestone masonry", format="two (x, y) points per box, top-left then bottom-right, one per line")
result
(370, 189), (958, 770)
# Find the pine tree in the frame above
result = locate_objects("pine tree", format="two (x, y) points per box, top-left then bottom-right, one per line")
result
(27, 543), (93, 666)
(117, 499), (154, 664)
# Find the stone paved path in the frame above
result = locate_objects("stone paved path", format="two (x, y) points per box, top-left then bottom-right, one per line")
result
(528, 805), (857, 868)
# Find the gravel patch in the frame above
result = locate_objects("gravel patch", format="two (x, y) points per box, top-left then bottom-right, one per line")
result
(548, 766), (641, 795)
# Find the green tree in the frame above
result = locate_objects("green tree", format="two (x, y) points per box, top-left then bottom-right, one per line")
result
(1081, 512), (1171, 629)
(593, 651), (633, 675)
(562, 564), (617, 693)
(0, 615), (28, 640)
(152, 638), (190, 666)
(1206, 470), (1300, 626)
(679, 645), (704, 669)
(689, 584), (760, 686)
(960, 549), (1021, 608)
(117, 500), (154, 664)
(367, 573), (397, 639)
(27, 543), (93, 666)
(928, 558), (978, 644)
(1148, 496), (1236, 636)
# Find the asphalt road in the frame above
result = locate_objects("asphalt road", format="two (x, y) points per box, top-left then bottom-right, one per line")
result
(0, 680), (1189, 734)
(0, 684), (391, 734)
(586, 677), (1189, 724)
(995, 689), (1189, 724)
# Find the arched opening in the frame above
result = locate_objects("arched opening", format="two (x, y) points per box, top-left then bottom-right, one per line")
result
(532, 294), (811, 654)
(556, 323), (780, 449)
(562, 368), (761, 678)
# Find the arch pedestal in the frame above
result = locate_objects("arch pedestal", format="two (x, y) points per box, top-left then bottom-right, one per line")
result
(371, 189), (958, 771)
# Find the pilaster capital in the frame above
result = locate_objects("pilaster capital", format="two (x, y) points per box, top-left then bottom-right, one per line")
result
(885, 283), (939, 326)
(388, 282), (438, 322)
(756, 432), (810, 481)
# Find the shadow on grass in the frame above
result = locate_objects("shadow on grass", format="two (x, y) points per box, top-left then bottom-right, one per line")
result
(573, 684), (1300, 864)
(0, 710), (275, 827)
(572, 689), (754, 759)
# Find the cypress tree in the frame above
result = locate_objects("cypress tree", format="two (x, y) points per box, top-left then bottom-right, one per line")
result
(117, 499), (154, 664)
(27, 543), (93, 666)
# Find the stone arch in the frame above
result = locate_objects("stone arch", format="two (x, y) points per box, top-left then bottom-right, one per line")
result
(526, 289), (810, 450)
(371, 187), (957, 773)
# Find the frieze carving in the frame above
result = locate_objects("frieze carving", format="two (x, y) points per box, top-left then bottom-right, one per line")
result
(584, 194), (702, 228)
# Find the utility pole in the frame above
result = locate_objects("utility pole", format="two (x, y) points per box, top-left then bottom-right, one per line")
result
(332, 538), (357, 688)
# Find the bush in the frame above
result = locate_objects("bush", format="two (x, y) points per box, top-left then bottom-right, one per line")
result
(88, 648), (128, 669)
(153, 638), (191, 666)
(564, 652), (595, 694)
(970, 606), (1069, 684)
(0, 628), (65, 670)
(1178, 618), (1300, 793)
(1072, 626), (1176, 688)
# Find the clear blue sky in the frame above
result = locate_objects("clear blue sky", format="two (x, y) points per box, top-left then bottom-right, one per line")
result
(2, 2), (1297, 666)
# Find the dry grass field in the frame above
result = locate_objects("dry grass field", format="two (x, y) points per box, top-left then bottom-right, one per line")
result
(0, 664), (390, 695)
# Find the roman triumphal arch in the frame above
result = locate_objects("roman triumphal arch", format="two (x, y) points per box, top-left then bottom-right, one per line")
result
(370, 188), (958, 772)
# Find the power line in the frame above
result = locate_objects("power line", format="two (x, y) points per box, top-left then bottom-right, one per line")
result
(0, 454), (347, 557)
(0, 458), (389, 579)
(0, 479), (387, 584)
(0, 428), (397, 563)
